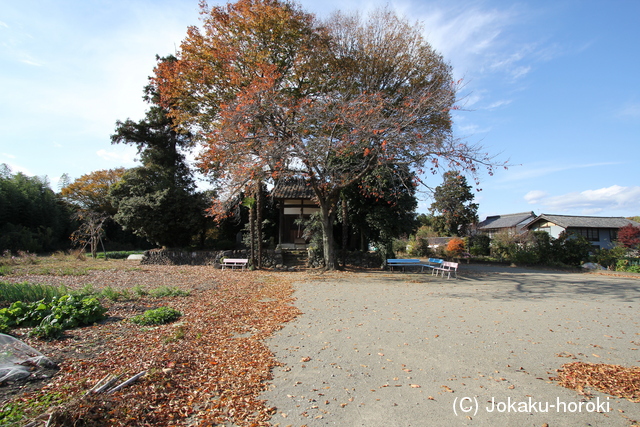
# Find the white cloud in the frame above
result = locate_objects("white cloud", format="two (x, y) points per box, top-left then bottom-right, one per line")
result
(453, 120), (492, 136)
(96, 147), (139, 166)
(618, 103), (640, 119)
(418, 5), (517, 77)
(1, 162), (32, 176)
(510, 65), (531, 80)
(486, 99), (512, 110)
(524, 190), (547, 204)
(19, 58), (43, 67)
(526, 185), (640, 215)
(2, 1), (200, 142)
(503, 161), (624, 182)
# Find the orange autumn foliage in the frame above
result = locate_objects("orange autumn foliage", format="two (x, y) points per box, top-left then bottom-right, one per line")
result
(446, 237), (465, 256)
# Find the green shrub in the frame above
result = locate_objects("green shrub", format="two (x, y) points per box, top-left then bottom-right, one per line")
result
(392, 237), (410, 255)
(407, 236), (431, 257)
(468, 234), (491, 256)
(0, 295), (107, 340)
(30, 322), (64, 340)
(509, 249), (539, 265)
(627, 265), (640, 273)
(592, 247), (627, 269)
(552, 232), (591, 267)
(130, 307), (182, 326)
(616, 258), (640, 273)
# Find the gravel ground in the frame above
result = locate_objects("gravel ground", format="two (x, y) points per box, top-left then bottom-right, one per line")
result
(262, 264), (640, 426)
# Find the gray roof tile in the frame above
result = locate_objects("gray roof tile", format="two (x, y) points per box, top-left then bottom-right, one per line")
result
(528, 214), (640, 229)
(478, 212), (536, 229)
(272, 177), (314, 199)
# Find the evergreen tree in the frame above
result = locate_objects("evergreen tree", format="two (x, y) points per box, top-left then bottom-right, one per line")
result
(341, 164), (419, 255)
(430, 171), (478, 237)
(110, 57), (208, 248)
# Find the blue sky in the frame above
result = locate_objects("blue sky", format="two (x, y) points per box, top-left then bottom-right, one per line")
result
(1, 0), (639, 221)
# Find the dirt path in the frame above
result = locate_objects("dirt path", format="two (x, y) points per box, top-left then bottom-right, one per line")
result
(262, 265), (640, 426)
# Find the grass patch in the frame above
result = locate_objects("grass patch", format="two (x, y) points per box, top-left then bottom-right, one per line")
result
(95, 251), (144, 260)
(71, 285), (188, 302)
(0, 281), (69, 305)
(0, 391), (69, 427)
(99, 286), (123, 302)
(25, 267), (90, 276)
(0, 252), (129, 276)
(132, 284), (148, 297)
(130, 307), (182, 326)
(0, 265), (14, 276)
(148, 286), (190, 298)
(164, 325), (187, 344)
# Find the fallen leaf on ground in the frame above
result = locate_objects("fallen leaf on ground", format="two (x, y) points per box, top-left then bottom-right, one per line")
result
(552, 362), (640, 402)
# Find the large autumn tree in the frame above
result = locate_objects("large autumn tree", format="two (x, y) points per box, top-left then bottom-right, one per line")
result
(157, 0), (500, 269)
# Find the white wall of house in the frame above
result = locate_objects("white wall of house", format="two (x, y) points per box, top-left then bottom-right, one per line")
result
(531, 222), (618, 249)
(529, 221), (564, 239)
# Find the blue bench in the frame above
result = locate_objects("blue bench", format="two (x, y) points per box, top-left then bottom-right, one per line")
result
(387, 259), (427, 272)
(423, 258), (444, 272)
(386, 258), (446, 273)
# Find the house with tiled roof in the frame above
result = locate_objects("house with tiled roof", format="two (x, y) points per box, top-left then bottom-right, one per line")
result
(271, 177), (319, 248)
(477, 212), (537, 238)
(525, 214), (640, 250)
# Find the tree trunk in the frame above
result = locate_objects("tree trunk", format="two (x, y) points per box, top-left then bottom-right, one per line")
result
(341, 197), (348, 268)
(248, 198), (255, 267)
(320, 206), (337, 270)
(90, 235), (97, 259)
(256, 180), (263, 269)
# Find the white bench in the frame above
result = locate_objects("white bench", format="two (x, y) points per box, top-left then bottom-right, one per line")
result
(432, 261), (458, 279)
(221, 258), (249, 270)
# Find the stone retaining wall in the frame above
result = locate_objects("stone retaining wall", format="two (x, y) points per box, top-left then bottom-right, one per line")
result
(141, 248), (382, 269)
(141, 249), (285, 268)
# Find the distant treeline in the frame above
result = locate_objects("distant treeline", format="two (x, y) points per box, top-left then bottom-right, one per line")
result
(0, 167), (155, 254)
(0, 167), (73, 253)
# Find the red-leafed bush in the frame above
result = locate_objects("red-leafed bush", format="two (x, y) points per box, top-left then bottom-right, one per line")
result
(617, 224), (640, 249)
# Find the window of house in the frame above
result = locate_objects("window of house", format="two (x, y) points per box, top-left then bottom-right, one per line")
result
(573, 228), (600, 241)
